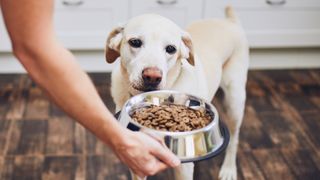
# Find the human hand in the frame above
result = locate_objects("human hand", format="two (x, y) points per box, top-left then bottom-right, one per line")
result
(111, 130), (180, 178)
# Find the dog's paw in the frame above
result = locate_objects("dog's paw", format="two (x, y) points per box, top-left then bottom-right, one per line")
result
(218, 163), (237, 180)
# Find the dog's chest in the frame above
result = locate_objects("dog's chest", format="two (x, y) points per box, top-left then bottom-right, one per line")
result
(170, 62), (209, 100)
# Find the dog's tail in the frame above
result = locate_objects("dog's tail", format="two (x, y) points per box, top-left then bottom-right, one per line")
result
(225, 5), (239, 24)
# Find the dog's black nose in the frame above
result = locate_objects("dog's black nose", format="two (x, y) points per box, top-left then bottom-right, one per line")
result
(142, 67), (162, 88)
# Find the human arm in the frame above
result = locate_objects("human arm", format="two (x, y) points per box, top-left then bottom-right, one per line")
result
(0, 0), (180, 177)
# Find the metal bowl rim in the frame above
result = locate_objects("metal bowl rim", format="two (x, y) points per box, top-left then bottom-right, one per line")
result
(122, 90), (220, 136)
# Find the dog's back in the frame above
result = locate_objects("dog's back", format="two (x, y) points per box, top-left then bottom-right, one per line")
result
(186, 6), (249, 99)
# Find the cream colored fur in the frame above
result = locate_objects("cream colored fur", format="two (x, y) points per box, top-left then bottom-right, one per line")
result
(105, 6), (249, 180)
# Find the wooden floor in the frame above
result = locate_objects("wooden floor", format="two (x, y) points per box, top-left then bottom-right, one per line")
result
(0, 69), (319, 180)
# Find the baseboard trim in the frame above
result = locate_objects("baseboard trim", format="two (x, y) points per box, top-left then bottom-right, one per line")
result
(0, 48), (319, 73)
(249, 48), (320, 69)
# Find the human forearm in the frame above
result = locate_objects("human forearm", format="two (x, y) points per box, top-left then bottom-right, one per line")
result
(1, 0), (180, 176)
(0, 0), (125, 146)
(15, 39), (125, 147)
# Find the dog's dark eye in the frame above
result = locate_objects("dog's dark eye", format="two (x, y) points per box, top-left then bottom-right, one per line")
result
(165, 45), (176, 54)
(128, 38), (142, 48)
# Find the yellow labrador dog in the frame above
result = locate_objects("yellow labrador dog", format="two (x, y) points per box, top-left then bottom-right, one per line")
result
(105, 6), (249, 180)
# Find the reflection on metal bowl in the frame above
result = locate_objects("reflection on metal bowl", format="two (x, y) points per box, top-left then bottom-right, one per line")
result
(116, 90), (229, 163)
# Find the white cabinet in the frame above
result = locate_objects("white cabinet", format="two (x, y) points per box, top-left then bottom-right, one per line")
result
(130, 0), (203, 28)
(0, 0), (129, 52)
(204, 0), (320, 48)
(1, 0), (320, 52)
(54, 0), (129, 50)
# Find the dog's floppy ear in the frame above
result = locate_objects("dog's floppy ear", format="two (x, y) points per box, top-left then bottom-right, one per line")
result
(105, 25), (124, 63)
(180, 31), (195, 66)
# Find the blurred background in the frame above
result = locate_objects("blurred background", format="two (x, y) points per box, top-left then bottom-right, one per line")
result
(0, 0), (319, 180)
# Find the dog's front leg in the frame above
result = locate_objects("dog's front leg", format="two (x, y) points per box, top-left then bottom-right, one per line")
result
(219, 81), (246, 180)
(174, 163), (194, 180)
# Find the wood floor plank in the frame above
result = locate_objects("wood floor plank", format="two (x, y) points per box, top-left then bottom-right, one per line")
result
(309, 69), (320, 84)
(96, 85), (116, 113)
(42, 156), (78, 180)
(0, 156), (14, 180)
(259, 72), (319, 149)
(86, 155), (108, 180)
(12, 156), (44, 180)
(242, 106), (264, 129)
(149, 169), (175, 180)
(74, 156), (86, 180)
(274, 92), (320, 151)
(281, 148), (320, 180)
(257, 112), (300, 149)
(18, 120), (47, 155)
(239, 106), (264, 151)
(299, 111), (320, 149)
(89, 73), (111, 87)
(0, 121), (11, 155)
(5, 75), (30, 120)
(246, 79), (266, 98)
(6, 121), (22, 155)
(0, 84), (12, 120)
(74, 123), (86, 154)
(253, 149), (295, 180)
(284, 96), (318, 112)
(86, 155), (129, 180)
(238, 150), (265, 180)
(25, 87), (49, 120)
(247, 96), (280, 114)
(0, 74), (20, 86)
(0, 71), (319, 180)
(241, 126), (274, 150)
(277, 83), (303, 97)
(310, 96), (320, 109)
(261, 70), (296, 84)
(46, 117), (74, 155)
(290, 70), (318, 85)
(50, 104), (66, 117)
(8, 120), (47, 155)
(194, 154), (226, 180)
(299, 84), (320, 97)
(309, 146), (320, 171)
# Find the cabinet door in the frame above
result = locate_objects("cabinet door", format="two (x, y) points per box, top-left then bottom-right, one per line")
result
(130, 0), (203, 28)
(0, 0), (129, 52)
(54, 0), (128, 50)
(204, 0), (320, 48)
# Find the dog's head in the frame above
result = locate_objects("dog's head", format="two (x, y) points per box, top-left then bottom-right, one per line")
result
(105, 14), (194, 95)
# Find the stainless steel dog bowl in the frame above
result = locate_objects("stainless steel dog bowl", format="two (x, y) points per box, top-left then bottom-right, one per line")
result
(116, 90), (229, 163)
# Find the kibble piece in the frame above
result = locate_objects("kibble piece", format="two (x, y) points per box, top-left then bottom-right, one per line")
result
(182, 117), (190, 123)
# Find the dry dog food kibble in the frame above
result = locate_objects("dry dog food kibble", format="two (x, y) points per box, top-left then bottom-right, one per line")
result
(131, 104), (213, 132)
